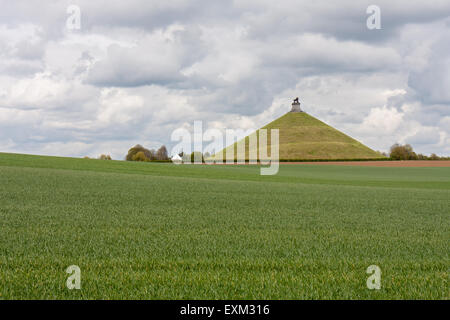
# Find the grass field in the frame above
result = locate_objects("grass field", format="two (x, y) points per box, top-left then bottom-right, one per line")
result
(0, 152), (448, 299)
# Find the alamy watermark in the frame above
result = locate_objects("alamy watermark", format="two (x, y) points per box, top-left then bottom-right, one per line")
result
(366, 265), (381, 290)
(63, 264), (381, 292)
(66, 5), (81, 30)
(170, 121), (279, 175)
(66, 265), (81, 290)
(366, 5), (381, 30)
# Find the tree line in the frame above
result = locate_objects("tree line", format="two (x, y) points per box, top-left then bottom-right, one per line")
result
(86, 143), (449, 161)
(387, 143), (449, 160)
(125, 144), (170, 162)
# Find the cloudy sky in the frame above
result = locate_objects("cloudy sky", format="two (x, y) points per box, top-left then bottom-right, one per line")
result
(0, 0), (449, 159)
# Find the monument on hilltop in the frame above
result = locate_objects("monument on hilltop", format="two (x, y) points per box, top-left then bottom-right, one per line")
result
(213, 96), (386, 161)
(290, 97), (303, 112)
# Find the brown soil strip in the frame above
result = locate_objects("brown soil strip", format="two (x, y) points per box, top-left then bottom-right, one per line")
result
(283, 160), (450, 167)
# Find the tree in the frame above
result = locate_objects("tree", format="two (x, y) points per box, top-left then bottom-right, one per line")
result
(430, 153), (439, 160)
(156, 145), (169, 160)
(389, 143), (418, 160)
(182, 153), (191, 163)
(126, 144), (152, 161)
(148, 149), (156, 160)
(417, 153), (428, 160)
(190, 151), (204, 163)
(132, 151), (149, 162)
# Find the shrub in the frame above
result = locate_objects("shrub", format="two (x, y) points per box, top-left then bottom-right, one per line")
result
(98, 154), (112, 160)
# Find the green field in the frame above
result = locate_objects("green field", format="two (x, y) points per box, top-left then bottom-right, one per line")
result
(0, 152), (448, 299)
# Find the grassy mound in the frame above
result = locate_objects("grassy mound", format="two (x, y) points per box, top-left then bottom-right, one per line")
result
(216, 112), (385, 161)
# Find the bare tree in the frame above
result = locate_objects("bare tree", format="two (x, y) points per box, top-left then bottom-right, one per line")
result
(155, 145), (169, 160)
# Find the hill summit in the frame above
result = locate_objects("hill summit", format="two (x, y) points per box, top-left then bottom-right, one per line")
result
(217, 111), (384, 161)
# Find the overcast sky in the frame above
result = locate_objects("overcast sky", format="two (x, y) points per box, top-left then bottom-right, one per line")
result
(0, 0), (449, 159)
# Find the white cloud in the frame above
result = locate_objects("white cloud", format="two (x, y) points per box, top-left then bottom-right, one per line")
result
(98, 88), (144, 124)
(361, 106), (404, 135)
(0, 1), (449, 158)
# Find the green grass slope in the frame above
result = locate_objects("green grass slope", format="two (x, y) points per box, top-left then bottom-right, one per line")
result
(217, 112), (385, 160)
(0, 152), (448, 299)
